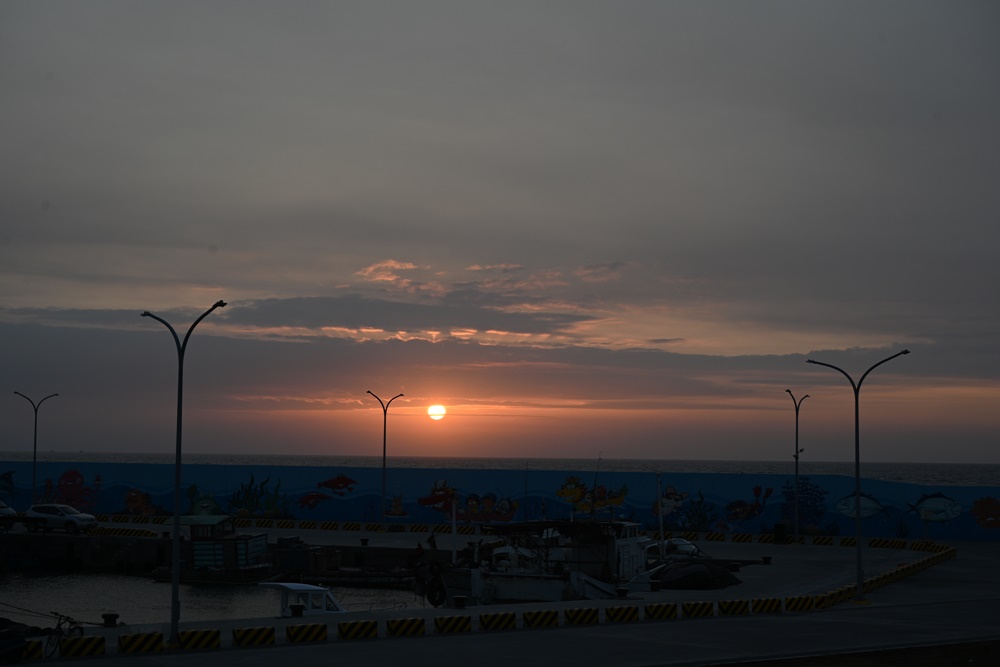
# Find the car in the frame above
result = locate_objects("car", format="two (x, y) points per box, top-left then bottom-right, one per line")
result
(0, 501), (16, 517)
(23, 504), (97, 533)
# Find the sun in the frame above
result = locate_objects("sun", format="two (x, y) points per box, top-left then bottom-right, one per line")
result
(427, 405), (447, 420)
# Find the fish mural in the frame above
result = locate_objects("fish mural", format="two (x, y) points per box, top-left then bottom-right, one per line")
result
(970, 497), (1000, 530)
(908, 493), (961, 522)
(417, 480), (458, 515)
(297, 491), (333, 510)
(556, 475), (628, 514)
(726, 485), (773, 523)
(318, 475), (358, 496)
(835, 492), (889, 519)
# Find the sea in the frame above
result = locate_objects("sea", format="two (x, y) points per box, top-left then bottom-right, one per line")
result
(3, 450), (999, 486)
(2, 452), (998, 629)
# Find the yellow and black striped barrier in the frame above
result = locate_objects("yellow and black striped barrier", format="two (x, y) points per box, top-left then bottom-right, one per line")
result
(232, 627), (275, 647)
(286, 623), (327, 643)
(813, 592), (836, 609)
(456, 525), (477, 535)
(342, 522), (362, 531)
(681, 601), (714, 619)
(564, 607), (599, 625)
(644, 602), (678, 620)
(112, 515), (129, 524)
(704, 532), (726, 542)
(276, 519), (296, 529)
(255, 518), (273, 528)
(718, 599), (749, 616)
(433, 615), (471, 634)
(680, 531), (700, 541)
(151, 516), (168, 524)
(432, 524), (452, 533)
(387, 618), (426, 637)
(839, 536), (857, 546)
(784, 595), (815, 612)
(90, 526), (161, 538)
(730, 533), (753, 543)
(338, 620), (378, 640)
(478, 611), (516, 632)
(233, 518), (251, 528)
(21, 640), (43, 661)
(132, 515), (149, 524)
(811, 535), (834, 546)
(118, 632), (163, 654)
(178, 629), (221, 650)
(410, 524), (429, 532)
(523, 610), (559, 629)
(750, 598), (782, 614)
(757, 533), (775, 543)
(365, 522), (384, 532)
(296, 520), (317, 530)
(605, 605), (639, 623)
(58, 636), (106, 658)
(319, 521), (338, 530)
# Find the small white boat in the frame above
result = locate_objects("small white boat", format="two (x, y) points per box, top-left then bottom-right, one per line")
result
(258, 582), (347, 617)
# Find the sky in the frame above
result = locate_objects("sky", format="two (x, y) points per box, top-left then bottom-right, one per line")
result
(2, 1), (999, 465)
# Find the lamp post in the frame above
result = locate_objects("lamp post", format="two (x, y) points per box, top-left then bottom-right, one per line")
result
(13, 391), (58, 503)
(141, 300), (226, 646)
(367, 390), (403, 523)
(806, 349), (909, 600)
(785, 390), (808, 541)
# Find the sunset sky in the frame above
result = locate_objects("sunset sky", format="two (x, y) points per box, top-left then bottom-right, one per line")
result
(2, 1), (998, 464)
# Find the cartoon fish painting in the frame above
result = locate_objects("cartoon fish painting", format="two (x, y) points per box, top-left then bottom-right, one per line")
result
(970, 497), (1000, 530)
(908, 493), (961, 522)
(317, 475), (358, 496)
(297, 491), (332, 509)
(836, 492), (888, 519)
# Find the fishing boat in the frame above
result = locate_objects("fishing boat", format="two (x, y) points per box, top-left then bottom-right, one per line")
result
(422, 519), (657, 607)
(258, 582), (348, 617)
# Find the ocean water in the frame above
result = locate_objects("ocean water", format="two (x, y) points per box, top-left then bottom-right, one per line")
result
(3, 451), (998, 487)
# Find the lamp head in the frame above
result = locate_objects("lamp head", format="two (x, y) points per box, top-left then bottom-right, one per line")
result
(141, 311), (151, 317)
(214, 300), (227, 308)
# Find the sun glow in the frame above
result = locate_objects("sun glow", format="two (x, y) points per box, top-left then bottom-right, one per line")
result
(427, 405), (447, 420)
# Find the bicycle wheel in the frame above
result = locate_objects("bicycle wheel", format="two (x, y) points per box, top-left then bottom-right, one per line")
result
(44, 632), (61, 659)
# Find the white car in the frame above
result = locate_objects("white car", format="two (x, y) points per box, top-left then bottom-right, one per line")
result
(0, 501), (16, 517)
(23, 504), (97, 533)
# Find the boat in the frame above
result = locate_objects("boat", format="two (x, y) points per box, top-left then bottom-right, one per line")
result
(421, 519), (658, 607)
(258, 582), (348, 617)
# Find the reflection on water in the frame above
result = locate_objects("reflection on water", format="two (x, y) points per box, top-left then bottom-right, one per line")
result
(0, 572), (426, 627)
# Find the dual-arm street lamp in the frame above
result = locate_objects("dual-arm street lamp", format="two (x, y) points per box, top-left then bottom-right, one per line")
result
(785, 390), (808, 541)
(367, 390), (403, 524)
(806, 349), (910, 601)
(141, 300), (226, 646)
(14, 391), (59, 503)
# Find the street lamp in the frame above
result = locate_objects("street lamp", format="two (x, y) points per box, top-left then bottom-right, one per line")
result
(785, 390), (808, 541)
(13, 391), (58, 503)
(367, 390), (403, 523)
(141, 300), (226, 646)
(806, 349), (909, 601)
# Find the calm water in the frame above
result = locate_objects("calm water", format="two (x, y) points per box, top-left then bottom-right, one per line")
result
(3, 451), (998, 486)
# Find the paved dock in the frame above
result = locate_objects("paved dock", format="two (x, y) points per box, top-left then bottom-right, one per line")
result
(46, 531), (1000, 666)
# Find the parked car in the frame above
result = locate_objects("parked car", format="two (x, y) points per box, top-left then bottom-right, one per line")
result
(0, 501), (16, 517)
(23, 504), (97, 533)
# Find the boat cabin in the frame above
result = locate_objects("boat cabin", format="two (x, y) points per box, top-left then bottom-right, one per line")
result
(258, 582), (347, 617)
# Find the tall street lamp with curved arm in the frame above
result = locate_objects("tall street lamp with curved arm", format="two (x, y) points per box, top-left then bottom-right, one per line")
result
(14, 391), (58, 503)
(367, 390), (403, 524)
(785, 390), (808, 541)
(141, 300), (226, 646)
(806, 349), (909, 600)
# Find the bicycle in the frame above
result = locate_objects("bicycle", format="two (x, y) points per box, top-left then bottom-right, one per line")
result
(43, 613), (83, 658)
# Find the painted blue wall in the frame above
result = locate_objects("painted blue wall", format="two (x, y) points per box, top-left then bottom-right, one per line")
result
(2, 462), (997, 541)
